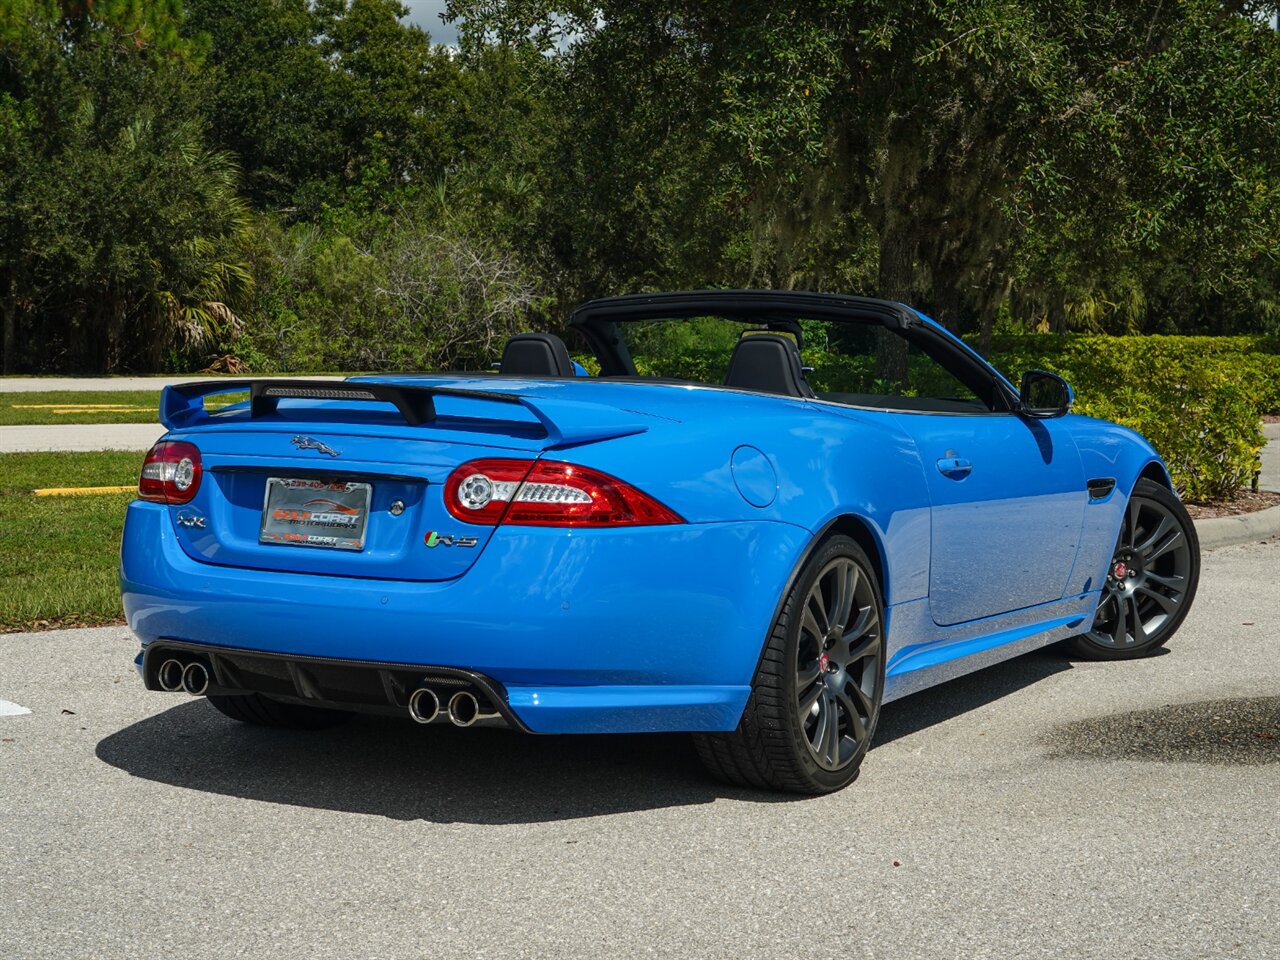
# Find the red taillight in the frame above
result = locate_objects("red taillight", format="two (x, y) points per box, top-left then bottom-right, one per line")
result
(444, 458), (684, 527)
(442, 458), (536, 525)
(138, 441), (203, 504)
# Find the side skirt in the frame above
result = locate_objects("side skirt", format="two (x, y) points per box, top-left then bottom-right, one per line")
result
(882, 593), (1099, 703)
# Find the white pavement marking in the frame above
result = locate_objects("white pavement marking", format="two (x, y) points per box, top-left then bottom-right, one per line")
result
(0, 423), (165, 453)
(0, 375), (344, 393)
(0, 699), (32, 717)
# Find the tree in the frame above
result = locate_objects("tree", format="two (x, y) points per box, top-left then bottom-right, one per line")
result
(185, 0), (466, 215)
(0, 2), (252, 372)
(237, 195), (546, 372)
(450, 1), (1280, 345)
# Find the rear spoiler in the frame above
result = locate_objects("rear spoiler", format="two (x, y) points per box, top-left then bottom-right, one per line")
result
(159, 379), (651, 448)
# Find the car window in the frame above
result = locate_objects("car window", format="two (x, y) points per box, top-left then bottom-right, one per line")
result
(805, 322), (995, 414)
(601, 314), (1005, 413)
(617, 316), (744, 383)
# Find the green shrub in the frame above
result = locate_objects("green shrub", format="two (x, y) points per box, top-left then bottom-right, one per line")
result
(985, 336), (1280, 501)
(235, 203), (548, 374)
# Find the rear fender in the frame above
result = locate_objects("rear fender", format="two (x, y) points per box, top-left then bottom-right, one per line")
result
(551, 399), (931, 606)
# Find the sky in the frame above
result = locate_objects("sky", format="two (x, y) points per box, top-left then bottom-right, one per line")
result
(400, 0), (459, 46)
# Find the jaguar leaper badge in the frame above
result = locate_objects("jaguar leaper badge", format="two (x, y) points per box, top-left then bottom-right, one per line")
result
(291, 435), (340, 457)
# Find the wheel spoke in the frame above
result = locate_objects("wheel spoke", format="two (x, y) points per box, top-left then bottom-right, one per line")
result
(796, 660), (821, 691)
(1134, 513), (1174, 558)
(806, 593), (830, 639)
(1124, 497), (1141, 550)
(846, 631), (881, 665)
(798, 679), (823, 717)
(1135, 584), (1178, 616)
(850, 681), (876, 719)
(805, 704), (821, 749)
(823, 695), (842, 761)
(844, 605), (878, 645)
(1145, 570), (1185, 589)
(801, 606), (824, 644)
(832, 563), (857, 631)
(810, 696), (831, 757)
(837, 689), (867, 743)
(1111, 590), (1129, 644)
(1126, 594), (1147, 644)
(1146, 528), (1183, 563)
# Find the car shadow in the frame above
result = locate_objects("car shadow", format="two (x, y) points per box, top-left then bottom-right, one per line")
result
(95, 703), (753, 823)
(876, 647), (1073, 746)
(96, 649), (1076, 824)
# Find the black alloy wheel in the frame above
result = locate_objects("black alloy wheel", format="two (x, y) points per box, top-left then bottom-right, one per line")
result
(1069, 478), (1200, 660)
(694, 534), (885, 793)
(795, 555), (882, 771)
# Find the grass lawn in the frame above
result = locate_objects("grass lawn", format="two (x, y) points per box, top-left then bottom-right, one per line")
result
(0, 451), (143, 632)
(0, 390), (161, 425)
(0, 389), (247, 425)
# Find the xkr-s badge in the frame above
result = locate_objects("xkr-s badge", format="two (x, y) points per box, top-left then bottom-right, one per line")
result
(424, 531), (479, 549)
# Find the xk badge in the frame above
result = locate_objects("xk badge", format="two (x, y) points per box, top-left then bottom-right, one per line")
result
(424, 531), (479, 549)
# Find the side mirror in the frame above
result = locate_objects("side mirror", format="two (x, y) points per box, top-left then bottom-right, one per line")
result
(1019, 370), (1073, 418)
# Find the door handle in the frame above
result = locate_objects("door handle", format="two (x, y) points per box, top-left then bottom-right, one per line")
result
(936, 455), (972, 479)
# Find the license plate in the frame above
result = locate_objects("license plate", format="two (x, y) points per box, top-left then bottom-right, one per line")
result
(259, 477), (371, 551)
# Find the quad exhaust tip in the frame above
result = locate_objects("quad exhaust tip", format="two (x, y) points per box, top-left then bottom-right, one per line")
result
(157, 659), (186, 693)
(447, 690), (499, 728)
(407, 687), (440, 724)
(181, 662), (209, 696)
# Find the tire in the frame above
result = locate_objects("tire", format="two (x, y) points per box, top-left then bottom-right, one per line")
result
(693, 534), (885, 794)
(1067, 478), (1200, 660)
(206, 693), (354, 730)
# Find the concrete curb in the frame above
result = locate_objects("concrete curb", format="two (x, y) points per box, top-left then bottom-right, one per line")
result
(1194, 503), (1280, 551)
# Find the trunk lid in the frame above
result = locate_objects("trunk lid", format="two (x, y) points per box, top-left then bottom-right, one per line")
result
(158, 378), (654, 582)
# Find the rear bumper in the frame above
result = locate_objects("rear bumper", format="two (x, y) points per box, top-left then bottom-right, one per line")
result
(122, 500), (811, 733)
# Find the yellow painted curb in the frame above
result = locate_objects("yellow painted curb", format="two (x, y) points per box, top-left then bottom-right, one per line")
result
(33, 485), (135, 497)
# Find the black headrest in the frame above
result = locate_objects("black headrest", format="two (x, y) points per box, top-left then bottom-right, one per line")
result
(724, 334), (815, 399)
(500, 333), (574, 377)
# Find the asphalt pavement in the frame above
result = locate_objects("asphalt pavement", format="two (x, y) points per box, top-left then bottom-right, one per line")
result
(0, 423), (165, 453)
(0, 376), (343, 393)
(2, 538), (1277, 960)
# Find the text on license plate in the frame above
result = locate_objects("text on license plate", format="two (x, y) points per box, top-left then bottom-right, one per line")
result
(259, 477), (371, 551)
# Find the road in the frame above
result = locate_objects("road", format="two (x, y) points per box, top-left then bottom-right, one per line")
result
(1, 539), (1277, 960)
(0, 423), (165, 453)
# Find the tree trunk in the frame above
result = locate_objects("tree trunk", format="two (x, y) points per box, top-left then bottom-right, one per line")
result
(2, 275), (15, 375)
(105, 294), (125, 373)
(1049, 296), (1067, 335)
(874, 225), (916, 390)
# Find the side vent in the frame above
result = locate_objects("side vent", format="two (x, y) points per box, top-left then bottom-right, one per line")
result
(1086, 477), (1116, 500)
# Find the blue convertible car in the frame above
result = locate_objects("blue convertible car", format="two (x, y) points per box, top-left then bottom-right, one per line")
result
(122, 291), (1200, 793)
